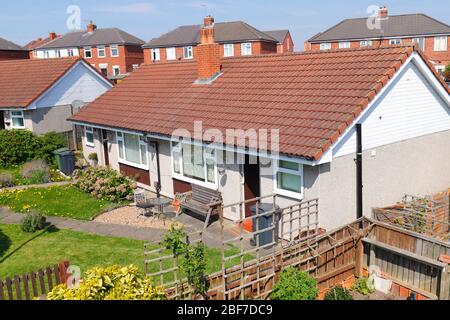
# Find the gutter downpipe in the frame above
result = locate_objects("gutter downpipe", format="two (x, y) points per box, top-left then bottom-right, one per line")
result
(356, 124), (363, 222)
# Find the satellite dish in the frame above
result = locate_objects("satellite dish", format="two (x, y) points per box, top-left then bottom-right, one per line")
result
(71, 100), (86, 110)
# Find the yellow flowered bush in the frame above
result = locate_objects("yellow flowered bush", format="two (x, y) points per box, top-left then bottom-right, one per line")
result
(47, 265), (166, 300)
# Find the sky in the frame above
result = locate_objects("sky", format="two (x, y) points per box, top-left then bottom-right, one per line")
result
(1, 0), (449, 49)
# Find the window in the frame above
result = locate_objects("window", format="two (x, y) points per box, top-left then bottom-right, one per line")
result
(434, 36), (447, 51)
(241, 43), (252, 56)
(151, 48), (160, 61)
(360, 40), (373, 47)
(99, 63), (108, 77)
(97, 46), (106, 58)
(56, 50), (61, 58)
(338, 42), (351, 49)
(224, 44), (234, 57)
(44, 50), (50, 59)
(166, 47), (176, 60)
(11, 111), (25, 129)
(113, 66), (120, 76)
(171, 142), (217, 186)
(84, 47), (92, 59)
(183, 46), (193, 59)
(85, 126), (94, 147)
(67, 49), (74, 57)
(117, 132), (148, 169)
(320, 43), (332, 50)
(110, 45), (119, 57)
(412, 37), (425, 51)
(275, 160), (303, 199)
(389, 39), (402, 45)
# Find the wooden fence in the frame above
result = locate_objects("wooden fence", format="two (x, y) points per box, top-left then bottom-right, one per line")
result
(0, 261), (70, 300)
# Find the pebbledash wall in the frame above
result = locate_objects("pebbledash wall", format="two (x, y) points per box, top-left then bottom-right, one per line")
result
(80, 54), (450, 231)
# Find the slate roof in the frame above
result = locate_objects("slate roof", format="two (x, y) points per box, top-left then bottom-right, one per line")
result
(69, 45), (449, 161)
(263, 30), (289, 44)
(0, 37), (26, 51)
(309, 14), (450, 42)
(37, 28), (145, 49)
(0, 57), (82, 108)
(143, 21), (279, 48)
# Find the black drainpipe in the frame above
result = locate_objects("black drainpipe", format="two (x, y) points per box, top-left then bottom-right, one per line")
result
(150, 140), (162, 199)
(356, 124), (363, 220)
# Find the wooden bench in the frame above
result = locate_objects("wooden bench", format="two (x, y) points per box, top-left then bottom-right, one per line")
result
(176, 184), (223, 229)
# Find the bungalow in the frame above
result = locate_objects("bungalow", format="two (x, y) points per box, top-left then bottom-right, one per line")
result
(0, 58), (112, 138)
(69, 20), (450, 231)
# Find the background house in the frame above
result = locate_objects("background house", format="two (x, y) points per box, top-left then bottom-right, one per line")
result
(143, 16), (294, 64)
(305, 6), (450, 74)
(0, 37), (29, 61)
(30, 21), (145, 82)
(69, 18), (450, 233)
(25, 32), (60, 59)
(0, 58), (112, 145)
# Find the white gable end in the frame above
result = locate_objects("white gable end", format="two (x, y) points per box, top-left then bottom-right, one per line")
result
(333, 57), (450, 159)
(31, 62), (112, 109)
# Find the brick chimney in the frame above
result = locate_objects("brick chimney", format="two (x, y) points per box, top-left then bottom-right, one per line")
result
(87, 21), (97, 33)
(49, 32), (57, 40)
(378, 6), (388, 19)
(196, 16), (221, 82)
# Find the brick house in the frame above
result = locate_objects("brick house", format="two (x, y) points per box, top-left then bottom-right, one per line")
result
(305, 6), (450, 74)
(25, 32), (60, 59)
(70, 19), (450, 232)
(143, 16), (294, 64)
(30, 22), (145, 82)
(0, 37), (29, 61)
(0, 58), (112, 139)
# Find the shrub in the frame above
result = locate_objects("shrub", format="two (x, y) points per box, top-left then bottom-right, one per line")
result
(20, 211), (47, 233)
(324, 285), (353, 300)
(47, 265), (166, 300)
(271, 268), (318, 300)
(34, 132), (68, 166)
(0, 130), (38, 167)
(352, 277), (375, 296)
(88, 153), (98, 161)
(0, 173), (13, 188)
(163, 223), (187, 256)
(73, 167), (137, 202)
(21, 160), (51, 184)
(444, 64), (450, 81)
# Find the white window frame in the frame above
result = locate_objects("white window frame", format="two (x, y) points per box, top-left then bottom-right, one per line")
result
(151, 48), (161, 61)
(44, 50), (50, 59)
(434, 36), (447, 52)
(360, 40), (373, 47)
(110, 45), (119, 57)
(241, 42), (252, 56)
(85, 126), (95, 147)
(224, 44), (234, 57)
(132, 64), (140, 70)
(273, 160), (304, 200)
(320, 43), (332, 50)
(112, 66), (120, 76)
(116, 132), (149, 170)
(412, 37), (425, 51)
(67, 48), (74, 57)
(338, 42), (351, 49)
(166, 47), (176, 60)
(183, 46), (194, 59)
(97, 45), (106, 58)
(170, 141), (218, 189)
(10, 111), (25, 129)
(84, 47), (92, 59)
(389, 39), (402, 45)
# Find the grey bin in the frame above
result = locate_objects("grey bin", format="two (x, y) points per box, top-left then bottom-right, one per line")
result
(53, 148), (75, 176)
(250, 203), (281, 248)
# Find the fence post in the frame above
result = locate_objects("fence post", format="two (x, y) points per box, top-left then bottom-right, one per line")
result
(438, 267), (449, 300)
(58, 261), (70, 286)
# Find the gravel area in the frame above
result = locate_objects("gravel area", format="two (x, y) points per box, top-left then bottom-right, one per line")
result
(94, 205), (176, 230)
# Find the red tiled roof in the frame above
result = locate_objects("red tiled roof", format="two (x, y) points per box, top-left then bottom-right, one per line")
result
(70, 45), (449, 160)
(25, 36), (58, 50)
(0, 57), (81, 108)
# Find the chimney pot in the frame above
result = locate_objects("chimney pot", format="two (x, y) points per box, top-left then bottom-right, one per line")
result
(87, 21), (97, 33)
(378, 6), (388, 19)
(49, 32), (57, 40)
(204, 15), (215, 27)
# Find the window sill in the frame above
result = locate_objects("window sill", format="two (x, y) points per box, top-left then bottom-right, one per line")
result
(274, 188), (304, 201)
(118, 159), (149, 171)
(85, 142), (95, 148)
(172, 173), (218, 190)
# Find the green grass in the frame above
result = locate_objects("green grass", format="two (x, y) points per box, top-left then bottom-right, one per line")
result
(0, 185), (120, 220)
(0, 224), (248, 282)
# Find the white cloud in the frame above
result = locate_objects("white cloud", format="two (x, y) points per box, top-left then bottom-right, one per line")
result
(97, 3), (157, 14)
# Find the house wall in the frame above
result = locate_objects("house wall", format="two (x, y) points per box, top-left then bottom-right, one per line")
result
(0, 50), (29, 61)
(27, 105), (74, 135)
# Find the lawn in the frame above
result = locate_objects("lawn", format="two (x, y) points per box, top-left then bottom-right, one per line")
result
(0, 185), (121, 220)
(0, 224), (246, 282)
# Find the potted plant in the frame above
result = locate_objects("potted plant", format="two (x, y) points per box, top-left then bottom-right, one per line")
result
(88, 152), (98, 167)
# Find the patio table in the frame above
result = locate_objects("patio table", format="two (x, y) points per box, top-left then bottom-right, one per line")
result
(147, 197), (172, 217)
